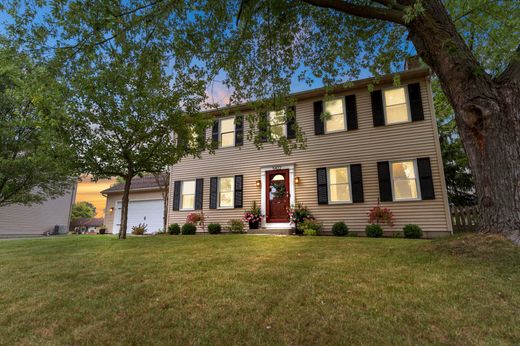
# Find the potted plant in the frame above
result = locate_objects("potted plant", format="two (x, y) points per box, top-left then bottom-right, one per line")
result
(243, 201), (263, 230)
(287, 202), (313, 235)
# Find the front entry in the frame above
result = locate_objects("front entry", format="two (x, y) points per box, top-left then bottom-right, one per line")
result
(265, 169), (290, 223)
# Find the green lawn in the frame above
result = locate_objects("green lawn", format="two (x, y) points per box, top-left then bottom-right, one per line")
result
(1, 234), (519, 345)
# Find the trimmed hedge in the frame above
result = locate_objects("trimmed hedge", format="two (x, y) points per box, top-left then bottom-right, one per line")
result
(331, 222), (349, 236)
(365, 224), (383, 238)
(207, 223), (222, 234)
(181, 223), (197, 235)
(403, 224), (423, 239)
(168, 223), (180, 235)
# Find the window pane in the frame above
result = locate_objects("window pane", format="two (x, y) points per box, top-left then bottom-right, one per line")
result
(220, 132), (234, 147)
(386, 104), (409, 124)
(182, 195), (195, 209)
(394, 180), (418, 200)
(325, 99), (343, 115)
(384, 87), (406, 106)
(392, 161), (416, 179)
(326, 113), (345, 132)
(221, 118), (234, 133)
(270, 124), (284, 139)
(183, 181), (196, 194)
(219, 177), (233, 192)
(269, 110), (285, 125)
(330, 184), (350, 202)
(329, 167), (348, 184)
(219, 192), (233, 207)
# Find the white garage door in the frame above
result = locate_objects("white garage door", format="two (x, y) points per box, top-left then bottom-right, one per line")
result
(112, 199), (164, 235)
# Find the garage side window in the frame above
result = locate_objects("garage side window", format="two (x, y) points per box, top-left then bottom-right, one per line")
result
(181, 180), (196, 210)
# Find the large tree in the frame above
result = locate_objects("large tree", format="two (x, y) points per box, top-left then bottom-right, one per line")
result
(71, 201), (97, 219)
(0, 44), (75, 207)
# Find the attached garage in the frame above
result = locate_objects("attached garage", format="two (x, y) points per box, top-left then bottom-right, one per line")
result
(112, 199), (164, 234)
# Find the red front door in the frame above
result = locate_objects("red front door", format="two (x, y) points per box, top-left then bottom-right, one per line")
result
(266, 169), (290, 223)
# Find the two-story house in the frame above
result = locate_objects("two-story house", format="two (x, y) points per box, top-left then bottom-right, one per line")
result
(167, 67), (452, 237)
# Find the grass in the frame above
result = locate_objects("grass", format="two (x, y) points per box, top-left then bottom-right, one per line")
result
(0, 234), (519, 345)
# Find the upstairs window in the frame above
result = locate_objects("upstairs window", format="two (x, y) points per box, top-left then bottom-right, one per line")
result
(269, 110), (286, 139)
(328, 167), (351, 203)
(391, 160), (420, 200)
(324, 98), (345, 133)
(384, 87), (410, 125)
(218, 177), (234, 208)
(181, 180), (196, 210)
(220, 118), (235, 147)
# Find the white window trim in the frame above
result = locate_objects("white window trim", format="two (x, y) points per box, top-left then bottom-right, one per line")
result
(269, 110), (287, 138)
(324, 97), (347, 134)
(217, 176), (235, 209)
(180, 180), (196, 211)
(219, 116), (235, 148)
(327, 165), (352, 204)
(382, 86), (412, 126)
(389, 159), (421, 202)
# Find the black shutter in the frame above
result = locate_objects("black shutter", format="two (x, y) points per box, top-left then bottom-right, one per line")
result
(235, 115), (244, 146)
(209, 177), (218, 209)
(377, 161), (393, 202)
(316, 167), (328, 204)
(371, 90), (385, 127)
(258, 112), (268, 142)
(172, 181), (181, 211)
(350, 164), (364, 203)
(211, 120), (219, 148)
(234, 175), (243, 208)
(408, 83), (424, 121)
(417, 157), (435, 200)
(345, 95), (358, 130)
(286, 106), (296, 139)
(195, 178), (204, 210)
(313, 101), (324, 135)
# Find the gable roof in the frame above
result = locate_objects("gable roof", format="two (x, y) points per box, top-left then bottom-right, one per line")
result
(101, 174), (168, 195)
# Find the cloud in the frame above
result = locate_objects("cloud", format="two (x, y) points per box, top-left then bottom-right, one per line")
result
(205, 80), (233, 108)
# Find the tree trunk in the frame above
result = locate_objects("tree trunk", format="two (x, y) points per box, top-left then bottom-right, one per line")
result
(118, 174), (133, 239)
(406, 0), (520, 243)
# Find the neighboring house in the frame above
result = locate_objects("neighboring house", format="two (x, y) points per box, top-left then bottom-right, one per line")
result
(69, 217), (104, 233)
(168, 67), (453, 237)
(102, 174), (168, 234)
(0, 184), (77, 237)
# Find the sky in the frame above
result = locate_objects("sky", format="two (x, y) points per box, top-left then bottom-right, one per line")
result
(75, 176), (116, 217)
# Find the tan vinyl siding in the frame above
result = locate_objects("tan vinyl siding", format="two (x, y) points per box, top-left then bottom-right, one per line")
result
(104, 190), (164, 233)
(168, 76), (452, 237)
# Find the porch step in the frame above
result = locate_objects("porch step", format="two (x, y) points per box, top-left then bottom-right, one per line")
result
(248, 228), (294, 235)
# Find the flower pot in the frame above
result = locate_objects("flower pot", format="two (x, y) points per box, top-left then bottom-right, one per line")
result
(248, 220), (260, 230)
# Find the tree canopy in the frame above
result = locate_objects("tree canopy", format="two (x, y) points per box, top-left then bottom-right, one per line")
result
(71, 201), (97, 219)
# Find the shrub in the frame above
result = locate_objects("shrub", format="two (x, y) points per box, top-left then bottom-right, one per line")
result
(168, 223), (180, 235)
(331, 222), (349, 236)
(403, 224), (423, 239)
(181, 223), (197, 235)
(303, 229), (318, 236)
(228, 219), (245, 233)
(367, 203), (395, 227)
(131, 223), (147, 235)
(298, 219), (322, 234)
(207, 223), (222, 234)
(365, 224), (383, 238)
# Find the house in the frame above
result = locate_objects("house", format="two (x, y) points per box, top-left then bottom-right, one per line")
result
(167, 67), (453, 237)
(0, 184), (76, 238)
(69, 217), (105, 234)
(102, 174), (168, 234)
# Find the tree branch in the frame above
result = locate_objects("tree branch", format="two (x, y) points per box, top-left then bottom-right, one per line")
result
(496, 44), (520, 84)
(300, 0), (405, 25)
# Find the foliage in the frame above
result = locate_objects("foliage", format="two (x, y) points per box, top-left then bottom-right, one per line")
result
(168, 223), (181, 235)
(243, 201), (263, 224)
(365, 224), (384, 238)
(287, 202), (313, 225)
(298, 219), (322, 234)
(303, 229), (318, 236)
(227, 219), (245, 234)
(186, 212), (203, 224)
(368, 203), (395, 227)
(403, 224), (423, 239)
(181, 223), (197, 235)
(207, 223), (222, 235)
(331, 222), (349, 237)
(71, 201), (96, 219)
(131, 223), (147, 235)
(0, 45), (76, 207)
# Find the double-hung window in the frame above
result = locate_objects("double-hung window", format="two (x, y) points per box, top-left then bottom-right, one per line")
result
(218, 177), (234, 208)
(391, 160), (420, 200)
(324, 98), (346, 133)
(383, 87), (410, 125)
(220, 118), (235, 147)
(181, 180), (196, 210)
(269, 110), (286, 139)
(328, 167), (351, 203)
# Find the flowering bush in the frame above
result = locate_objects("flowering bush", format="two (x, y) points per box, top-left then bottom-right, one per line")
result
(287, 202), (313, 225)
(368, 203), (395, 227)
(186, 212), (202, 224)
(243, 201), (263, 224)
